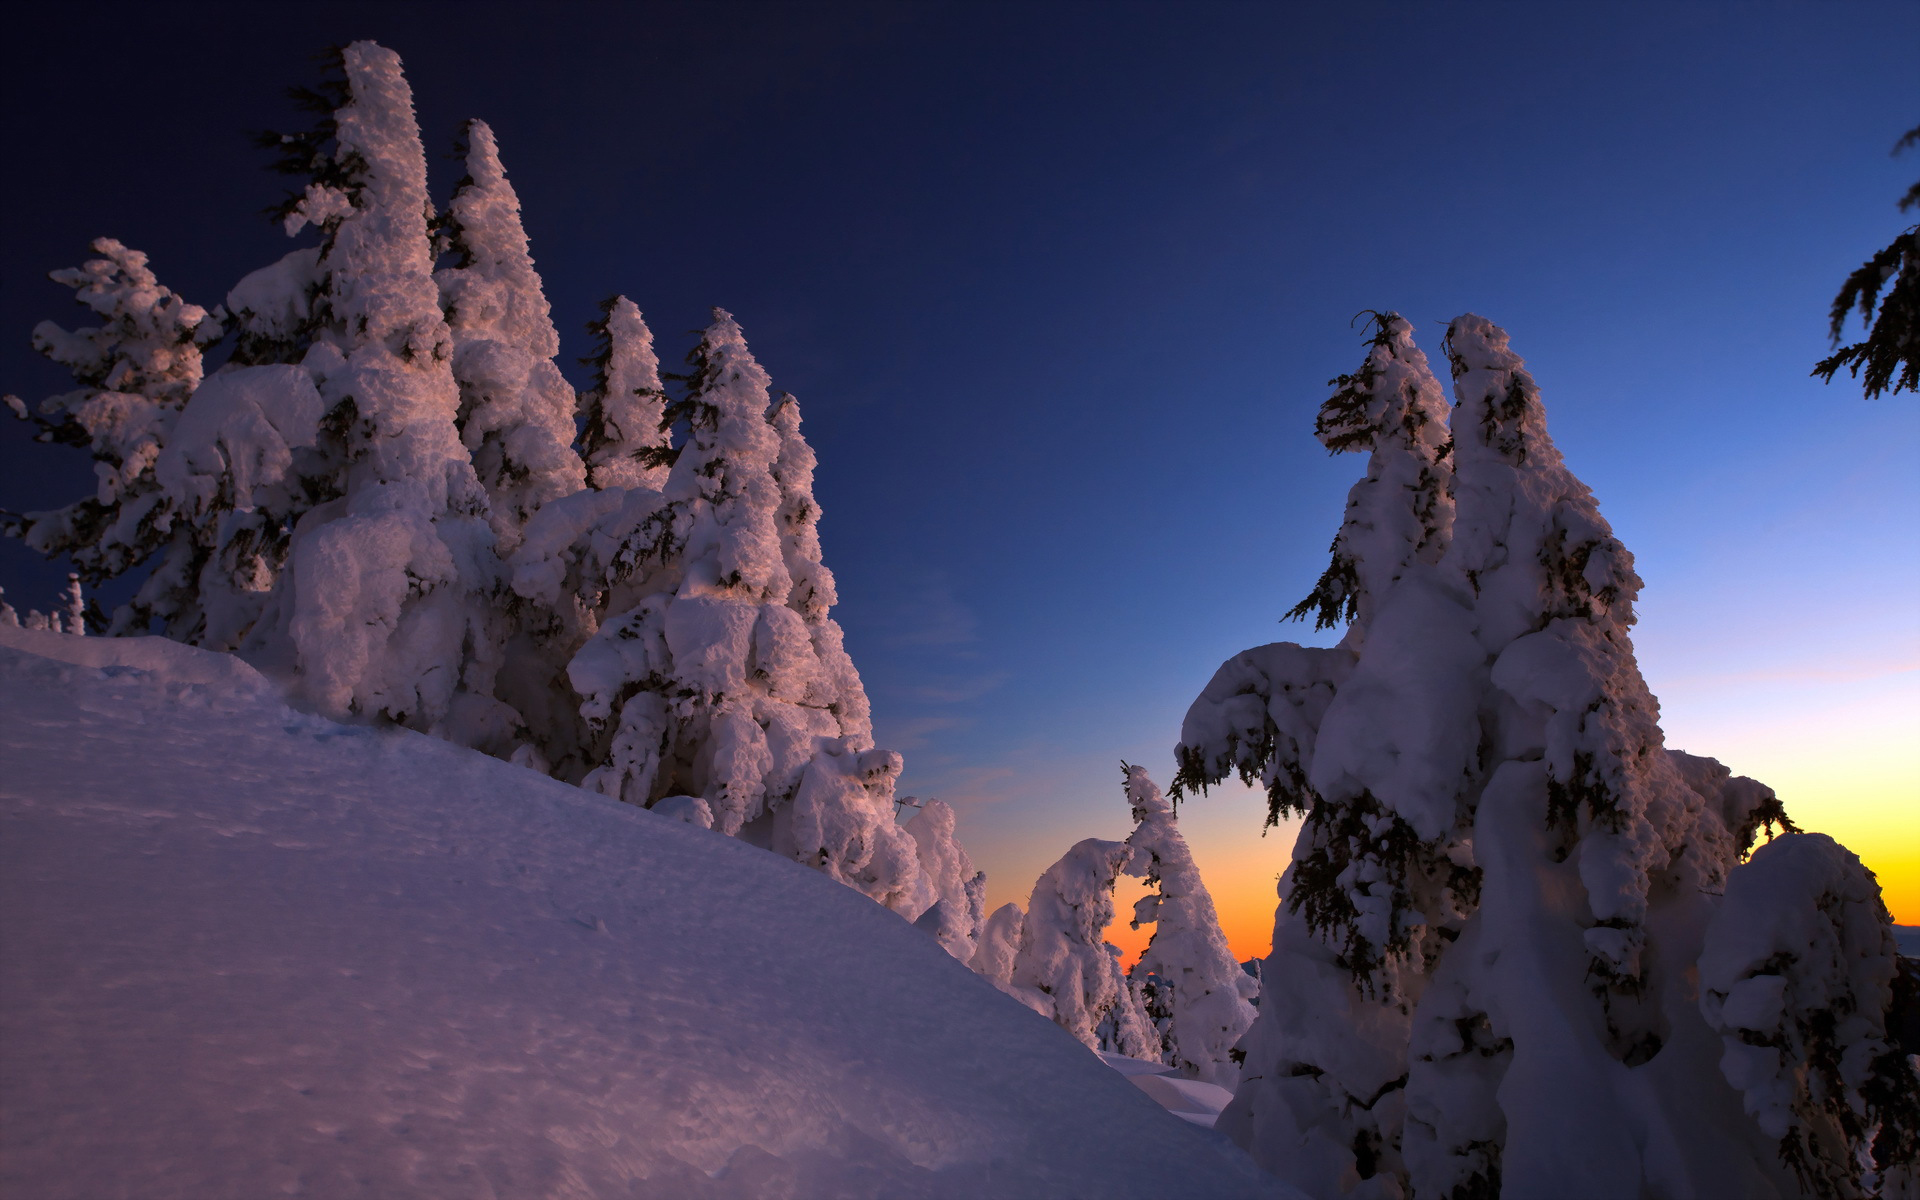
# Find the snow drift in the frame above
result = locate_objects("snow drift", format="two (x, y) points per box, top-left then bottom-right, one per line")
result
(0, 627), (1294, 1200)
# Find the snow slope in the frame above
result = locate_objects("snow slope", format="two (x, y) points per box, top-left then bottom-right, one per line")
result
(0, 628), (1295, 1200)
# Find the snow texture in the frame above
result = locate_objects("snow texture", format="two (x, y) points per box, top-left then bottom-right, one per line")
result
(0, 627), (1298, 1200)
(1123, 765), (1258, 1088)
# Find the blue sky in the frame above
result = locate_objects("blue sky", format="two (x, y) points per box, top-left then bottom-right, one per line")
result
(4, 3), (1916, 942)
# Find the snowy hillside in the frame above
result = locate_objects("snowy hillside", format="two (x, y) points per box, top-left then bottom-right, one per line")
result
(0, 628), (1295, 1200)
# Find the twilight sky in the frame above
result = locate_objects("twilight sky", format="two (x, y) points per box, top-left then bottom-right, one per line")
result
(3, 3), (1915, 955)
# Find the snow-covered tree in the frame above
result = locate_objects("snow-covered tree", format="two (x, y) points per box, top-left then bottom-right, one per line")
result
(563, 311), (942, 914)
(1121, 765), (1256, 1088)
(908, 798), (989, 962)
(234, 42), (514, 749)
(1007, 837), (1158, 1058)
(1287, 311), (1454, 634)
(577, 296), (672, 491)
(434, 118), (586, 555)
(1188, 314), (1901, 1199)
(970, 901), (1028, 998)
(1701, 833), (1920, 1200)
(1, 238), (224, 636)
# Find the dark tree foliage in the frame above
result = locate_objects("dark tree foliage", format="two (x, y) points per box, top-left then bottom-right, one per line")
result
(1814, 123), (1919, 399)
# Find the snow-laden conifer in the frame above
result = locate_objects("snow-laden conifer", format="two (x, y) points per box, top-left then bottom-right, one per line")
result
(1701, 833), (1920, 1199)
(1287, 311), (1454, 634)
(1194, 314), (1883, 1199)
(1, 239), (222, 635)
(237, 42), (513, 748)
(1009, 838), (1158, 1058)
(577, 296), (672, 491)
(434, 119), (586, 555)
(907, 798), (989, 961)
(564, 312), (939, 917)
(1121, 765), (1256, 1088)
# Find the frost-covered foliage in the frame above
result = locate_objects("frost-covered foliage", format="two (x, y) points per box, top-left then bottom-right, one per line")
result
(435, 119), (585, 555)
(1185, 314), (1902, 1199)
(1122, 765), (1257, 1088)
(1006, 837), (1158, 1058)
(1701, 833), (1920, 1200)
(557, 311), (966, 925)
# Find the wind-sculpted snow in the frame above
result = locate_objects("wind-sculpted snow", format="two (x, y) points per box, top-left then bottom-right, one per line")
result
(0, 628), (1296, 1200)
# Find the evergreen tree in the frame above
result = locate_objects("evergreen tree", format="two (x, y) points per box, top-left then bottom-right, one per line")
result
(1009, 837), (1158, 1058)
(236, 42), (515, 748)
(1, 239), (221, 633)
(434, 118), (586, 555)
(906, 798), (989, 962)
(565, 312), (938, 917)
(1701, 833), (1920, 1200)
(1192, 315), (1848, 1199)
(1815, 123), (1919, 399)
(1121, 765), (1257, 1088)
(577, 296), (672, 491)
(1287, 311), (1454, 634)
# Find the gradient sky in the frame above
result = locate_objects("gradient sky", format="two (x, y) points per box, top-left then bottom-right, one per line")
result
(4, 3), (1915, 959)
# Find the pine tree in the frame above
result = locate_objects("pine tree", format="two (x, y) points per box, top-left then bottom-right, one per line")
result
(1815, 122), (1920, 399)
(577, 296), (672, 491)
(1121, 765), (1257, 1088)
(434, 119), (586, 556)
(906, 798), (989, 961)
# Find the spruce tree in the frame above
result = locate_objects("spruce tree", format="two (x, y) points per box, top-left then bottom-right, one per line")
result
(1701, 833), (1920, 1200)
(1121, 765), (1257, 1088)
(434, 118), (586, 555)
(1287, 311), (1454, 634)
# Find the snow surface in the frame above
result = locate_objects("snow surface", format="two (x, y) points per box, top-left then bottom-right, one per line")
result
(0, 627), (1297, 1199)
